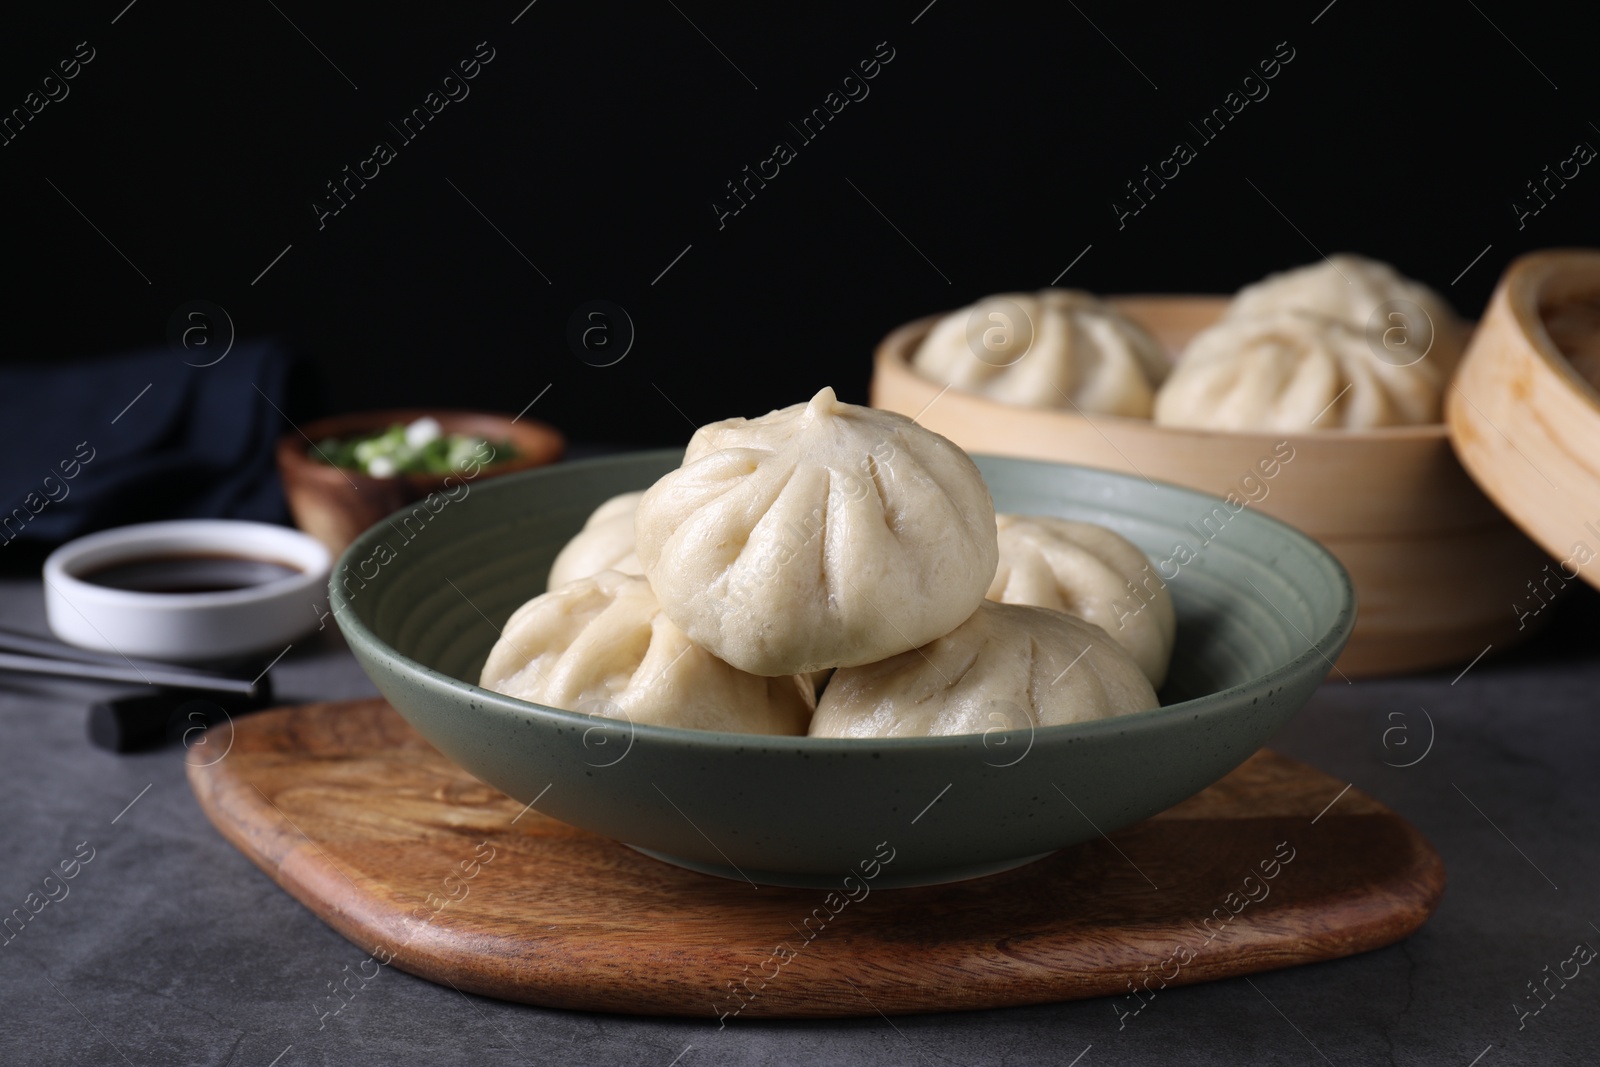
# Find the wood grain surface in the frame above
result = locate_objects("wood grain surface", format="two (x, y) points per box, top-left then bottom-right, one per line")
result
(1448, 249), (1600, 593)
(187, 698), (1446, 1020)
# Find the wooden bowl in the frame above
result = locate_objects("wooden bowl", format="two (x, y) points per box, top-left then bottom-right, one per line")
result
(277, 409), (564, 556)
(1449, 249), (1600, 593)
(872, 297), (1550, 678)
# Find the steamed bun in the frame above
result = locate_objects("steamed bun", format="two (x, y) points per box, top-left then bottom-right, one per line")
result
(1153, 255), (1465, 431)
(989, 514), (1175, 687)
(546, 491), (645, 590)
(634, 387), (999, 676)
(479, 570), (813, 735)
(809, 601), (1158, 738)
(1225, 254), (1464, 359)
(912, 290), (1170, 416)
(1154, 312), (1450, 430)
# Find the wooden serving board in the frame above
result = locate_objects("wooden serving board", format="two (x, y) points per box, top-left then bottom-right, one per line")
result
(188, 699), (1445, 1019)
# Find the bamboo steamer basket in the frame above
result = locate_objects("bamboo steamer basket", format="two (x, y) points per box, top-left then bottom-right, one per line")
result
(871, 296), (1550, 678)
(1449, 249), (1600, 592)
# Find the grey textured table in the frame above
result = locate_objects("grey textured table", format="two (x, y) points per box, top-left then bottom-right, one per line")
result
(3, 575), (1598, 1067)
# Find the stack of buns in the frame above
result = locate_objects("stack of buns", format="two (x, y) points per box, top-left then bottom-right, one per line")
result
(911, 254), (1466, 431)
(480, 388), (1172, 737)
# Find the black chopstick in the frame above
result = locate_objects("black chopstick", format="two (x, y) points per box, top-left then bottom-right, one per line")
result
(0, 627), (249, 675)
(0, 624), (149, 667)
(0, 626), (280, 752)
(0, 650), (261, 697)
(88, 686), (276, 753)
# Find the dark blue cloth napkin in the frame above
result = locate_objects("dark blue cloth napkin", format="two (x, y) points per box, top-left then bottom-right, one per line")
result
(0, 341), (296, 548)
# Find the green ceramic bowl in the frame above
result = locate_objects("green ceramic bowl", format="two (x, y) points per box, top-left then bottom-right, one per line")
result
(333, 451), (1354, 887)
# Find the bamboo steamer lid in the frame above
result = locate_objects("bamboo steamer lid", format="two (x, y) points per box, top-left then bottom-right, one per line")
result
(1448, 249), (1600, 593)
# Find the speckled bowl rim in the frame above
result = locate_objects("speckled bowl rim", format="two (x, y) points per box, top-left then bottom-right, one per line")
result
(333, 450), (1356, 752)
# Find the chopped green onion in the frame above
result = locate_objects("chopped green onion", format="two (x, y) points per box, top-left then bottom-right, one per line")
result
(311, 417), (516, 477)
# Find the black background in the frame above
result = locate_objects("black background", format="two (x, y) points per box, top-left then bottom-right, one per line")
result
(1, 0), (1594, 445)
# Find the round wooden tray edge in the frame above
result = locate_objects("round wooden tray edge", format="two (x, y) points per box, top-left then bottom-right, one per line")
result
(185, 701), (1450, 1020)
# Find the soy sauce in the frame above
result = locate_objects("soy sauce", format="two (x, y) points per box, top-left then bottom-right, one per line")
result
(79, 553), (302, 594)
